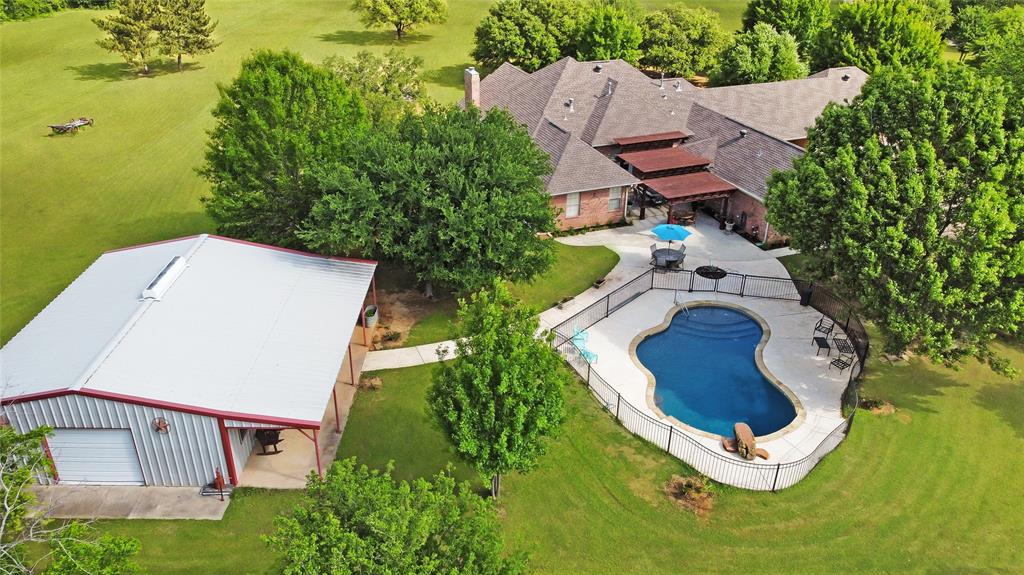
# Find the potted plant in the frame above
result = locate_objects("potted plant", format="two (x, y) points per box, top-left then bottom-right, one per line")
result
(725, 218), (735, 233)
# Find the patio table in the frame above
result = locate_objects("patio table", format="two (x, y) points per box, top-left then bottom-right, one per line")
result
(652, 248), (685, 269)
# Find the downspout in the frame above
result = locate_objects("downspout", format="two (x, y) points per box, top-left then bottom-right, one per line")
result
(763, 222), (771, 244)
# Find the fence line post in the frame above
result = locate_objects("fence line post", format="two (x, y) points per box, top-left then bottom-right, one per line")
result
(666, 426), (673, 453)
(586, 361), (591, 384)
(615, 393), (621, 419)
(688, 272), (694, 292)
(740, 274), (746, 297)
(650, 268), (655, 289)
(604, 296), (610, 319)
(771, 463), (781, 492)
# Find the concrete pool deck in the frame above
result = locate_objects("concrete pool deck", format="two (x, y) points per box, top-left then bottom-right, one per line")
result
(583, 288), (850, 465)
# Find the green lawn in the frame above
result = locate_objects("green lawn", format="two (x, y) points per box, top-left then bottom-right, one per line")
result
(85, 338), (1022, 572)
(403, 242), (619, 347)
(0, 1), (745, 345)
(97, 488), (302, 575)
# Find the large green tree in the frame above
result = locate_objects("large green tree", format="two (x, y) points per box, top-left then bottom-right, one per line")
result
(201, 50), (368, 247)
(741, 0), (831, 55)
(711, 22), (808, 86)
(980, 24), (1024, 126)
(266, 458), (526, 574)
(575, 3), (642, 64)
(428, 281), (571, 497)
(323, 49), (424, 125)
(810, 0), (943, 72)
(1, 427), (141, 574)
(766, 64), (1024, 372)
(639, 3), (729, 77)
(299, 105), (557, 296)
(350, 0), (448, 40)
(156, 0), (218, 71)
(93, 0), (160, 73)
(471, 0), (586, 72)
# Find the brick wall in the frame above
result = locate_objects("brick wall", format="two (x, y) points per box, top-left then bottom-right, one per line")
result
(726, 191), (787, 244)
(552, 187), (628, 230)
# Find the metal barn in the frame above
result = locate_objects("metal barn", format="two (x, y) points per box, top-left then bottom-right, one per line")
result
(1, 234), (376, 487)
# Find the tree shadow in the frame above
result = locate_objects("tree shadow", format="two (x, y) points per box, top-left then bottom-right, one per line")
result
(423, 63), (472, 90)
(974, 381), (1024, 439)
(66, 60), (203, 82)
(317, 29), (432, 46)
(859, 357), (969, 416)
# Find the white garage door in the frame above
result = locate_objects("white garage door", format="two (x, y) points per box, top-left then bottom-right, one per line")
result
(48, 429), (145, 485)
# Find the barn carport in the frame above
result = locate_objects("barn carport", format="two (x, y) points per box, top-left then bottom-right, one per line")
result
(1, 234), (377, 492)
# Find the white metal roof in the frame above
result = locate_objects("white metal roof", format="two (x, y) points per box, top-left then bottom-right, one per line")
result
(0, 235), (376, 427)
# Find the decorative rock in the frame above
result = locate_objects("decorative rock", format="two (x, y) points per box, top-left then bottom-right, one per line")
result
(734, 423), (756, 460)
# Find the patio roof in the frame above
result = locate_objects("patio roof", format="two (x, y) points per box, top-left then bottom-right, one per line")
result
(613, 131), (690, 146)
(643, 171), (736, 201)
(618, 147), (711, 173)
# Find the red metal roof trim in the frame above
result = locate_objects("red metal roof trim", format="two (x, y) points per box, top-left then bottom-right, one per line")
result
(618, 147), (711, 173)
(643, 171), (737, 200)
(613, 131), (690, 146)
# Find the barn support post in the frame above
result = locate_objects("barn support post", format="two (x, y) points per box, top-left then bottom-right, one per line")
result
(217, 418), (238, 486)
(348, 343), (357, 387)
(40, 437), (59, 484)
(313, 428), (323, 478)
(332, 388), (341, 432)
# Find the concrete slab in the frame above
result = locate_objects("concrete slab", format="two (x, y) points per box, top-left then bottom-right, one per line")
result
(31, 485), (228, 520)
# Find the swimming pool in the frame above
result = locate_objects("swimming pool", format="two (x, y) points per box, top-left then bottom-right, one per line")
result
(635, 306), (796, 437)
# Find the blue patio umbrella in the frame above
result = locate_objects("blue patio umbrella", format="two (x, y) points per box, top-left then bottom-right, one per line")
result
(651, 224), (691, 247)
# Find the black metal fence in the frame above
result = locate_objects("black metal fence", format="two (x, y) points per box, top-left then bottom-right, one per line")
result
(551, 268), (868, 491)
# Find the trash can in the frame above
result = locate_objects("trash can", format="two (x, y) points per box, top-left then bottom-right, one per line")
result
(798, 285), (813, 306)
(364, 305), (379, 327)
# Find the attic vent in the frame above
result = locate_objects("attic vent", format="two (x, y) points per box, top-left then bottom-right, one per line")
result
(594, 63), (603, 73)
(739, 129), (749, 138)
(674, 81), (682, 92)
(142, 256), (187, 300)
(842, 74), (850, 81)
(566, 97), (575, 112)
(605, 78), (614, 96)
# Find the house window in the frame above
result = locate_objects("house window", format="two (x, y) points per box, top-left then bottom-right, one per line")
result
(608, 187), (622, 211)
(565, 192), (581, 218)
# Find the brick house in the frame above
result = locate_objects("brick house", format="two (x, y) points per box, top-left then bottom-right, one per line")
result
(466, 58), (866, 239)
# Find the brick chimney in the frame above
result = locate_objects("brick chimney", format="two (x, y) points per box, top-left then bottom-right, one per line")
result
(464, 66), (480, 107)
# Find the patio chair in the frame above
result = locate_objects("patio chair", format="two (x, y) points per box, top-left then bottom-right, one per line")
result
(813, 317), (834, 338)
(828, 353), (855, 372)
(255, 429), (284, 455)
(649, 243), (658, 265)
(654, 256), (669, 271)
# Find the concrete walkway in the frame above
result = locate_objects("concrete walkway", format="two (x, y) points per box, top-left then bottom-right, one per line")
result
(31, 485), (229, 520)
(362, 213), (793, 371)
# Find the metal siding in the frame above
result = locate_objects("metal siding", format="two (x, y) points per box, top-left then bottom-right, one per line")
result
(3, 395), (226, 486)
(231, 428), (256, 475)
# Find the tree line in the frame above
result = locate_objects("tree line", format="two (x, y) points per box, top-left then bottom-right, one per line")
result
(471, 0), (1008, 86)
(1, 0), (108, 22)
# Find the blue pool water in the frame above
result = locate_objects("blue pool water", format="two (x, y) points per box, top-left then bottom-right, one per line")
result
(636, 306), (796, 437)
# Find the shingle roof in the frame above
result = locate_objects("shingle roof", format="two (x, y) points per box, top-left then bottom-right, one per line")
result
(692, 67), (867, 141)
(684, 104), (803, 200)
(534, 120), (639, 195)
(476, 57), (863, 199)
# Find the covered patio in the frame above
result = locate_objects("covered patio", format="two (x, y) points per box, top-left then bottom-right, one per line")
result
(642, 171), (736, 225)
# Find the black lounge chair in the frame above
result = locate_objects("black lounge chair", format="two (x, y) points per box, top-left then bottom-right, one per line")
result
(829, 353), (855, 372)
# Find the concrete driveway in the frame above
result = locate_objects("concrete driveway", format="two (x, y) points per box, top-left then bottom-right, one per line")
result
(31, 485), (229, 520)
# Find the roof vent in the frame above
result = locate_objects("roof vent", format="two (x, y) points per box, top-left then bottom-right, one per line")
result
(594, 63), (603, 73)
(659, 73), (665, 89)
(605, 78), (614, 96)
(142, 256), (187, 300)
(674, 81), (682, 92)
(566, 97), (575, 112)
(739, 129), (749, 138)
(842, 73), (850, 81)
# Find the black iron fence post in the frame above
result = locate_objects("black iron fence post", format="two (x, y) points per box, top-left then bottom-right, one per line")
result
(666, 426), (673, 453)
(771, 463), (781, 492)
(615, 393), (621, 419)
(688, 272), (694, 292)
(739, 274), (746, 297)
